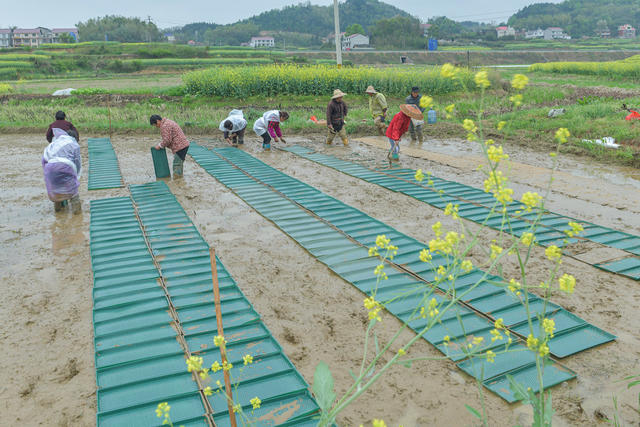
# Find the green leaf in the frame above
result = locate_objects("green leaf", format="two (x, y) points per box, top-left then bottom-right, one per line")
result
(507, 374), (529, 403)
(544, 391), (554, 425)
(312, 361), (336, 412)
(465, 404), (482, 419)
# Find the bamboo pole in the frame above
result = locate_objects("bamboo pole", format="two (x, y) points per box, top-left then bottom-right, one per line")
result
(107, 94), (112, 139)
(209, 248), (237, 427)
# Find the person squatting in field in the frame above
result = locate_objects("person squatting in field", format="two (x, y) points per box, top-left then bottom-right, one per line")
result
(219, 109), (247, 146)
(326, 89), (349, 146)
(150, 115), (190, 177)
(366, 85), (388, 136)
(386, 104), (424, 161)
(42, 126), (82, 213)
(253, 110), (289, 151)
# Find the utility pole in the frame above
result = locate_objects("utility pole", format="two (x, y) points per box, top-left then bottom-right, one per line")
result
(147, 16), (152, 42)
(333, 0), (342, 67)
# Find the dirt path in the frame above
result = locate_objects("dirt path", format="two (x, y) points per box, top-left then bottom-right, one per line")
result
(1, 133), (639, 426)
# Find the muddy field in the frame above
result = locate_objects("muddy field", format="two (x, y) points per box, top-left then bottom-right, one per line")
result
(2, 133), (640, 426)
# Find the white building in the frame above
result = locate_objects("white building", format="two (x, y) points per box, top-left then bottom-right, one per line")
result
(342, 33), (369, 50)
(495, 26), (515, 38)
(0, 29), (11, 48)
(618, 24), (636, 39)
(249, 36), (275, 48)
(525, 28), (544, 39)
(544, 27), (570, 40)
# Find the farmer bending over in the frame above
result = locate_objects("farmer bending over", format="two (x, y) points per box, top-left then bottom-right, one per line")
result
(366, 86), (387, 136)
(220, 109), (247, 146)
(326, 89), (348, 146)
(46, 110), (79, 143)
(386, 104), (423, 161)
(253, 110), (289, 151)
(150, 115), (190, 177)
(42, 128), (82, 213)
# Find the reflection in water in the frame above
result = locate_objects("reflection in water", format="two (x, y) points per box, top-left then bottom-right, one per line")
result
(50, 211), (85, 256)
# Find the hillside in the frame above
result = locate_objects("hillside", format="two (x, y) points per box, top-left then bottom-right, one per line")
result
(508, 0), (640, 38)
(242, 0), (409, 37)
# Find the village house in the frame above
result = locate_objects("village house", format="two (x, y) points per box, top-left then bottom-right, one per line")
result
(420, 23), (432, 37)
(525, 28), (544, 39)
(52, 28), (79, 42)
(496, 26), (515, 38)
(544, 27), (570, 40)
(618, 24), (636, 39)
(249, 36), (275, 48)
(342, 33), (369, 50)
(0, 29), (11, 48)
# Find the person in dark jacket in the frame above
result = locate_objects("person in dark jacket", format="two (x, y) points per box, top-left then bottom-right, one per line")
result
(386, 104), (423, 161)
(405, 87), (425, 142)
(326, 89), (349, 146)
(46, 111), (79, 143)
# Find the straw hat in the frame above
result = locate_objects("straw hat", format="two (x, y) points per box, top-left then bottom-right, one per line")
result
(365, 85), (377, 94)
(332, 89), (346, 99)
(400, 104), (423, 120)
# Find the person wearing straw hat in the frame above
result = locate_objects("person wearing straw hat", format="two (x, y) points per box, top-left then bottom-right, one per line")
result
(326, 89), (349, 146)
(386, 104), (423, 161)
(366, 86), (388, 136)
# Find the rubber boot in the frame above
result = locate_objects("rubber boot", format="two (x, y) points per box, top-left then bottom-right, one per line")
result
(71, 195), (82, 214)
(54, 201), (65, 212)
(173, 155), (184, 178)
(263, 143), (271, 151)
(342, 138), (349, 146)
(391, 152), (400, 161)
(326, 139), (333, 145)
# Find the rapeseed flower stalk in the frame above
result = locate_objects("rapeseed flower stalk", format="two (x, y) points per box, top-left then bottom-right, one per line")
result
(474, 70), (491, 89)
(511, 74), (529, 90)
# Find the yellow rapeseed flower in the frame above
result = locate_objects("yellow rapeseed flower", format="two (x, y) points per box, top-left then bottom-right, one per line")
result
(250, 396), (262, 410)
(186, 356), (203, 373)
(494, 318), (505, 329)
(156, 402), (170, 418)
(373, 420), (388, 427)
(543, 318), (555, 337)
(490, 244), (503, 260)
(545, 245), (562, 262)
(368, 246), (379, 257)
(497, 121), (507, 130)
(474, 70), (490, 89)
(214, 335), (226, 347)
(555, 128), (570, 144)
(486, 350), (496, 363)
(487, 145), (509, 162)
(462, 119), (477, 133)
(432, 221), (442, 237)
(445, 103), (455, 113)
(419, 249), (432, 262)
(222, 361), (233, 371)
(415, 169), (425, 182)
(511, 74), (529, 90)
(440, 63), (457, 79)
(420, 95), (434, 109)
(509, 94), (523, 107)
(526, 334), (539, 352)
(243, 354), (254, 365)
(376, 235), (391, 249)
(565, 221), (584, 237)
(558, 273), (576, 293)
(461, 260), (473, 272)
(490, 328), (503, 342)
(211, 361), (221, 372)
(204, 386), (213, 396)
(520, 232), (535, 246)
(521, 191), (542, 211)
(398, 348), (406, 355)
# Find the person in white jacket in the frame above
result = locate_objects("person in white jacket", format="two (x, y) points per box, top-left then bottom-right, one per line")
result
(42, 128), (82, 213)
(219, 109), (247, 146)
(253, 110), (289, 151)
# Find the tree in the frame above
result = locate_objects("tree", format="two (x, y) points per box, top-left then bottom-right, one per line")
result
(77, 16), (164, 42)
(345, 23), (365, 36)
(57, 33), (76, 43)
(427, 16), (465, 40)
(370, 16), (424, 49)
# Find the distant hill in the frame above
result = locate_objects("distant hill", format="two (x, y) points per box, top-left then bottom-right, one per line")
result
(241, 0), (410, 37)
(508, 0), (640, 38)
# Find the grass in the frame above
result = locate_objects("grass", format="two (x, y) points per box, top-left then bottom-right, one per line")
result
(1, 67), (639, 166)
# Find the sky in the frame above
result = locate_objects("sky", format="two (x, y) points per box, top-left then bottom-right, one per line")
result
(1, 0), (564, 29)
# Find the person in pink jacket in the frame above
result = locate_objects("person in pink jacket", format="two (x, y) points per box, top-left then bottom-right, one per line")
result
(150, 115), (190, 177)
(253, 110), (289, 151)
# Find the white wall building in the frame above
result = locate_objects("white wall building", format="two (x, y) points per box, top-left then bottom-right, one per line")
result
(52, 28), (79, 42)
(342, 33), (369, 50)
(544, 27), (570, 40)
(0, 29), (11, 48)
(496, 26), (515, 38)
(249, 36), (275, 48)
(525, 28), (544, 39)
